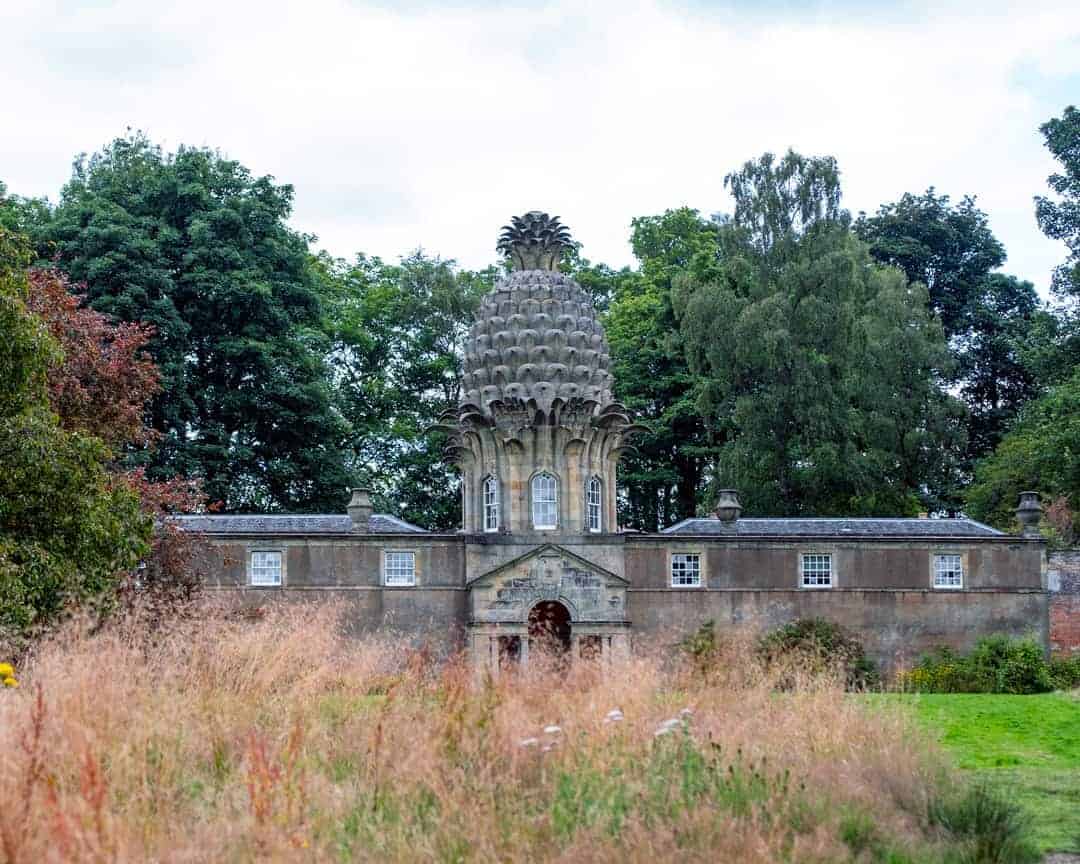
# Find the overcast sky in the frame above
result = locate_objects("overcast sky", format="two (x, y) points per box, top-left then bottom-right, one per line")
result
(2, 0), (1077, 291)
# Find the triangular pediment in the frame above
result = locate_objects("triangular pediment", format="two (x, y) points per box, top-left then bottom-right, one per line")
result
(468, 543), (626, 587)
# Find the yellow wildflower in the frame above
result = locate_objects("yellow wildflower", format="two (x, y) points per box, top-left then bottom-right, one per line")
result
(0, 663), (13, 678)
(3, 677), (17, 688)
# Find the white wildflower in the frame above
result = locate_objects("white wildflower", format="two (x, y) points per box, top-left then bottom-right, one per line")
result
(543, 725), (562, 735)
(519, 737), (539, 748)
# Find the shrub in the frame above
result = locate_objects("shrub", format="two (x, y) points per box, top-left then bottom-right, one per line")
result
(900, 647), (976, 693)
(758, 618), (880, 690)
(969, 637), (1052, 694)
(901, 636), (1058, 694)
(678, 619), (719, 670)
(1048, 654), (1080, 691)
(928, 784), (1040, 864)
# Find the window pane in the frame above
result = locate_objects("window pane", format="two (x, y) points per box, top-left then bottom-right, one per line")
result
(532, 473), (557, 529)
(934, 554), (963, 588)
(587, 477), (602, 532)
(801, 554), (832, 587)
(385, 551), (415, 586)
(671, 553), (701, 587)
(484, 476), (499, 532)
(251, 550), (282, 586)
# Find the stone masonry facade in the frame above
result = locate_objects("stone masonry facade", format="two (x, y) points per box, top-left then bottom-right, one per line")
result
(179, 213), (1056, 674)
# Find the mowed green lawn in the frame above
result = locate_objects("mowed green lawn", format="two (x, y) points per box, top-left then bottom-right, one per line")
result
(889, 692), (1080, 853)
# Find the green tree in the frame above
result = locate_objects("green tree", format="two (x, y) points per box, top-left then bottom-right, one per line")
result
(604, 208), (720, 530)
(36, 133), (351, 512)
(966, 369), (1080, 534)
(0, 226), (148, 640)
(320, 251), (493, 530)
(1036, 105), (1080, 298)
(856, 190), (1041, 472)
(0, 181), (50, 238)
(855, 190), (1006, 338)
(676, 151), (962, 515)
(958, 273), (1041, 462)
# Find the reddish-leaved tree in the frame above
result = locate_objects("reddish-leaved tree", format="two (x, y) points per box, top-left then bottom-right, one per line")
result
(26, 267), (160, 449)
(27, 267), (213, 610)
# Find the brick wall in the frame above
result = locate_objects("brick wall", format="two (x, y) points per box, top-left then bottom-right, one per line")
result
(1047, 551), (1080, 655)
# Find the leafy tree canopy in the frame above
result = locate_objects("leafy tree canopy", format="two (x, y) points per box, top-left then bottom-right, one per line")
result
(1036, 105), (1080, 298)
(966, 368), (1080, 536)
(855, 189), (1005, 338)
(604, 208), (720, 530)
(319, 250), (493, 530)
(856, 189), (1041, 477)
(36, 132), (351, 512)
(27, 267), (160, 450)
(676, 151), (963, 515)
(0, 225), (148, 641)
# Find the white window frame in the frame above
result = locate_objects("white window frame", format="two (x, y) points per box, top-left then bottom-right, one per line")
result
(249, 549), (283, 587)
(586, 476), (602, 533)
(800, 552), (833, 589)
(483, 475), (499, 533)
(671, 553), (702, 588)
(531, 472), (558, 530)
(933, 553), (964, 589)
(383, 550), (416, 587)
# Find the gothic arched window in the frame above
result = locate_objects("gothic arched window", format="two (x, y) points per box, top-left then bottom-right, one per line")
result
(483, 475), (499, 532)
(531, 473), (558, 530)
(587, 476), (602, 533)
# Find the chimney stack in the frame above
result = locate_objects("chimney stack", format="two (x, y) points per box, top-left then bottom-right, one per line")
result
(1015, 491), (1042, 538)
(347, 488), (374, 532)
(714, 489), (742, 523)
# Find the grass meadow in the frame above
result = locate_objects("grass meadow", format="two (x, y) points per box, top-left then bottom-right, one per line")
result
(0, 600), (1058, 863)
(899, 693), (1080, 854)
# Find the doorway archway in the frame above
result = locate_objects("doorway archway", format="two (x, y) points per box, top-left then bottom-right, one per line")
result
(528, 600), (571, 657)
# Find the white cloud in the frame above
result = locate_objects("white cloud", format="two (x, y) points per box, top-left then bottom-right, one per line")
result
(1, 0), (1077, 290)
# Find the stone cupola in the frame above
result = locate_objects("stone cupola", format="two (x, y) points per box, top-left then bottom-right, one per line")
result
(439, 213), (638, 534)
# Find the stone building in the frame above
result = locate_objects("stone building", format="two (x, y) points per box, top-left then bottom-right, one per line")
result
(181, 213), (1050, 673)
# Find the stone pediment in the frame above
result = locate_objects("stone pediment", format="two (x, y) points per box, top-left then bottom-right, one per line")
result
(468, 544), (626, 587)
(469, 544), (628, 624)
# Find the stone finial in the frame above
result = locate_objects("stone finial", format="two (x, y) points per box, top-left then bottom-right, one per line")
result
(1016, 491), (1042, 537)
(347, 488), (374, 533)
(496, 212), (573, 271)
(458, 269), (616, 419)
(715, 489), (742, 522)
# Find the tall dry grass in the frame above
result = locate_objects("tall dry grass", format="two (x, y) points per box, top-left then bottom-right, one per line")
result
(0, 599), (1014, 862)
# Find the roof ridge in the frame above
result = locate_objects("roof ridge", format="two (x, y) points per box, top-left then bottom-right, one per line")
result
(681, 516), (983, 522)
(377, 513), (427, 532)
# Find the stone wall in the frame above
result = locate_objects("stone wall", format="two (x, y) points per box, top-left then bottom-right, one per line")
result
(626, 538), (1047, 671)
(198, 535), (468, 656)
(1047, 550), (1080, 655)
(626, 588), (1047, 672)
(192, 530), (1052, 669)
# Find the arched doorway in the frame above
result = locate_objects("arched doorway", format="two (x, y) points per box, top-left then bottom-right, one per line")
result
(528, 600), (571, 657)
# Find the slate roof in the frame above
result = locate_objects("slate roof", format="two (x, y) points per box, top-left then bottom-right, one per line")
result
(172, 514), (428, 535)
(172, 514), (1007, 539)
(661, 517), (1005, 538)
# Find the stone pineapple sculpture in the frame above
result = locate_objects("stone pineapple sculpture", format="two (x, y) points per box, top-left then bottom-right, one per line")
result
(459, 269), (615, 419)
(496, 211), (573, 271)
(435, 213), (640, 534)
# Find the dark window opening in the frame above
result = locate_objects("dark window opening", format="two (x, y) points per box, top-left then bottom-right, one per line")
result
(579, 635), (602, 660)
(498, 635), (521, 669)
